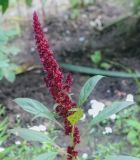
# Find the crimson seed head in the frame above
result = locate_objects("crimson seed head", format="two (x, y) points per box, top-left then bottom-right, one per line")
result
(33, 11), (63, 92)
(67, 146), (78, 160)
(33, 12), (80, 160)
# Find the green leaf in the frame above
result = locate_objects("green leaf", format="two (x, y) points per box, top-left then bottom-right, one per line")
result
(127, 130), (137, 145)
(6, 29), (19, 37)
(35, 152), (58, 160)
(61, 63), (140, 78)
(127, 119), (140, 130)
(3, 69), (16, 83)
(68, 108), (84, 125)
(90, 101), (134, 126)
(14, 98), (55, 121)
(0, 60), (9, 67)
(0, 53), (7, 61)
(0, 0), (9, 13)
(25, 0), (32, 6)
(100, 62), (111, 69)
(78, 75), (104, 106)
(90, 51), (102, 64)
(70, 9), (79, 19)
(106, 155), (140, 160)
(9, 128), (54, 144)
(132, 0), (140, 14)
(70, 0), (79, 8)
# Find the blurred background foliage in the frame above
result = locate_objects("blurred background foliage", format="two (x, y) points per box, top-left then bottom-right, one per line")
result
(0, 0), (140, 160)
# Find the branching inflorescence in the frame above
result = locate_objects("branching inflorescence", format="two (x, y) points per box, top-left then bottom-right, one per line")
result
(33, 12), (80, 160)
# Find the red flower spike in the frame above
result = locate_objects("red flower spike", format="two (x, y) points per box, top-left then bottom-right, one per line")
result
(63, 73), (73, 92)
(67, 146), (78, 160)
(33, 11), (80, 160)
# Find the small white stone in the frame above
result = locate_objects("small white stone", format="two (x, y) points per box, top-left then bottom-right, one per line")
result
(16, 114), (20, 118)
(43, 27), (48, 33)
(82, 153), (88, 159)
(66, 30), (70, 34)
(30, 47), (35, 52)
(0, 147), (5, 152)
(110, 114), (117, 121)
(79, 37), (85, 42)
(103, 127), (112, 134)
(90, 16), (104, 31)
(107, 89), (111, 93)
(15, 141), (21, 145)
(126, 94), (134, 102)
(90, 21), (96, 27)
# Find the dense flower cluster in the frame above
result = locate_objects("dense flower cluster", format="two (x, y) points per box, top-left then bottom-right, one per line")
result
(33, 12), (80, 159)
(67, 146), (78, 160)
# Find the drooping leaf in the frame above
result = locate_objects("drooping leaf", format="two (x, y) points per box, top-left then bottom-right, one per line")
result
(0, 0), (9, 13)
(78, 75), (104, 106)
(9, 128), (54, 144)
(14, 98), (55, 121)
(61, 63), (140, 78)
(35, 152), (58, 160)
(90, 101), (134, 126)
(68, 108), (84, 125)
(106, 155), (140, 160)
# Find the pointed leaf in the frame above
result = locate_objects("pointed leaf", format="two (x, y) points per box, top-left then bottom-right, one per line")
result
(78, 75), (104, 106)
(14, 98), (55, 121)
(35, 152), (58, 160)
(9, 128), (54, 144)
(61, 63), (140, 78)
(90, 101), (134, 126)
